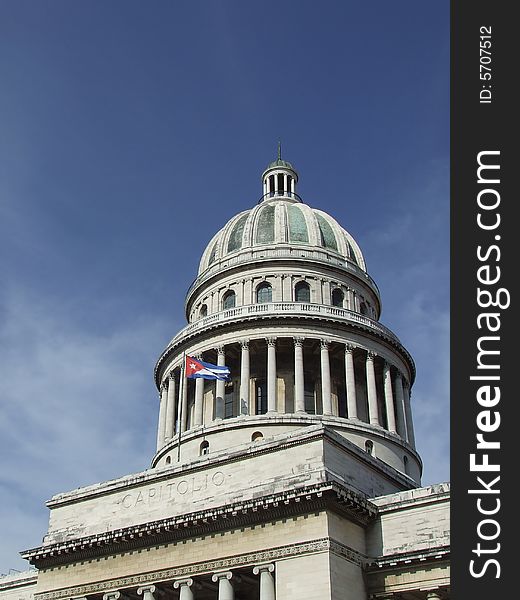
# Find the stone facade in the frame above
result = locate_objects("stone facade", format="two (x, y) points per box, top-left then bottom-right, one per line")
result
(1, 155), (449, 599)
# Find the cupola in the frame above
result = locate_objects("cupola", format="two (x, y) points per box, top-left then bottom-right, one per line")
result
(261, 143), (299, 202)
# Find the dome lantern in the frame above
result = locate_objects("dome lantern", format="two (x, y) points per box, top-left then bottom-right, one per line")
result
(261, 142), (299, 202)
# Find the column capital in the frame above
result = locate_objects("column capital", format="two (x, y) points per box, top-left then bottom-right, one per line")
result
(168, 371), (175, 381)
(216, 345), (225, 355)
(212, 570), (233, 582)
(367, 350), (376, 360)
(426, 592), (442, 600)
(320, 339), (331, 349)
(383, 360), (392, 371)
(266, 337), (277, 347)
(173, 578), (193, 589)
(240, 339), (249, 350)
(253, 562), (275, 575)
(345, 343), (355, 353)
(137, 585), (156, 596)
(293, 336), (304, 346)
(103, 593), (128, 600)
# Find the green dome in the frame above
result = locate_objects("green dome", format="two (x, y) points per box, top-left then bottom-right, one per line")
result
(266, 157), (295, 170)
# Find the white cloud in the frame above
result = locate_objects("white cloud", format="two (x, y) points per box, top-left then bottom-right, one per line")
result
(0, 287), (171, 572)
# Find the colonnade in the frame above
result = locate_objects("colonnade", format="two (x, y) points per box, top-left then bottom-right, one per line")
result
(157, 338), (415, 452)
(99, 563), (275, 600)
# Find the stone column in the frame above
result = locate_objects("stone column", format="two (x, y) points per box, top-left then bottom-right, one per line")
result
(156, 384), (168, 451)
(194, 376), (204, 426)
(394, 372), (408, 441)
(322, 280), (331, 305)
(212, 571), (234, 600)
(137, 585), (157, 600)
(173, 578), (194, 600)
(239, 279), (245, 305)
(274, 172), (279, 194)
(240, 341), (250, 415)
(253, 563), (275, 600)
(345, 344), (358, 420)
(294, 337), (305, 412)
(347, 288), (355, 311)
(383, 362), (397, 433)
(180, 371), (189, 433)
(320, 340), (332, 415)
(266, 338), (277, 413)
(165, 372), (177, 439)
(366, 352), (380, 426)
(215, 346), (226, 420)
(404, 382), (416, 448)
(283, 173), (288, 194)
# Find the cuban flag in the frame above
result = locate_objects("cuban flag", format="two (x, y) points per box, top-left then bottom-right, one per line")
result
(185, 355), (230, 381)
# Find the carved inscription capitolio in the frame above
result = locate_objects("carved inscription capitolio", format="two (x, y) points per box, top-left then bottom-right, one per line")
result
(117, 471), (226, 509)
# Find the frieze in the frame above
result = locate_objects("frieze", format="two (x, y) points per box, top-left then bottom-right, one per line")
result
(34, 538), (330, 600)
(117, 471), (225, 510)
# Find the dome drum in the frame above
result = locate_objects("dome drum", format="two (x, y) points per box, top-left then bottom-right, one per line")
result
(154, 334), (418, 483)
(185, 264), (381, 324)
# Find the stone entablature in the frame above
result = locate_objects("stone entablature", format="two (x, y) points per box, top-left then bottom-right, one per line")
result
(22, 482), (374, 567)
(31, 427), (416, 550)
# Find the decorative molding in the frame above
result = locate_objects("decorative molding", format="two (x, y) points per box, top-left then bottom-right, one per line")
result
(24, 481), (377, 570)
(33, 539), (332, 600)
(365, 545), (450, 571)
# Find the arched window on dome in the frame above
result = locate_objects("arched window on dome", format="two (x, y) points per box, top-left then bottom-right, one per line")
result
(200, 304), (208, 318)
(403, 455), (410, 475)
(200, 441), (210, 456)
(227, 214), (248, 253)
(331, 288), (344, 308)
(256, 282), (272, 304)
(208, 241), (218, 265)
(255, 204), (275, 244)
(288, 205), (309, 243)
(222, 290), (236, 310)
(346, 240), (359, 265)
(360, 301), (368, 316)
(316, 214), (338, 251)
(165, 456), (171, 465)
(365, 440), (374, 455)
(295, 281), (310, 303)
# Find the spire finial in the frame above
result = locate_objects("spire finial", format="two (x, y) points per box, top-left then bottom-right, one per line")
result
(277, 141), (282, 160)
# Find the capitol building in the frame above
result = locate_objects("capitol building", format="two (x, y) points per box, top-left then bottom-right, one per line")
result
(1, 155), (450, 600)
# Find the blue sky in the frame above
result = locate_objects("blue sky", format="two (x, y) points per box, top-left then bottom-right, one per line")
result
(0, 1), (449, 574)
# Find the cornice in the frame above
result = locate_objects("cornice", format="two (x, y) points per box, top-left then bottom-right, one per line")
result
(154, 305), (415, 385)
(22, 481), (377, 569)
(365, 545), (450, 571)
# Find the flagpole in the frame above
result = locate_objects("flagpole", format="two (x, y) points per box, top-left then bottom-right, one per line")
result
(176, 352), (186, 463)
